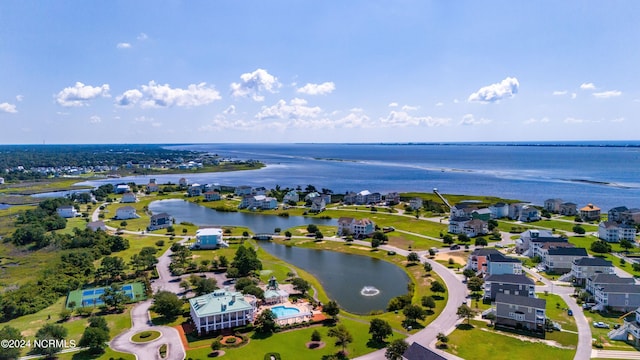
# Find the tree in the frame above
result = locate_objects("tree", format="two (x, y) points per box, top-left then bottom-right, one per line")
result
(428, 248), (436, 256)
(323, 300), (340, 321)
(620, 239), (634, 252)
(0, 325), (22, 360)
(315, 231), (324, 240)
(462, 268), (476, 281)
(456, 304), (476, 324)
(372, 231), (388, 244)
(573, 225), (586, 235)
(98, 256), (127, 283)
(34, 323), (68, 358)
(232, 246), (262, 276)
(218, 255), (228, 268)
(430, 280), (446, 297)
(100, 284), (129, 312)
(254, 309), (277, 333)
(423, 261), (432, 274)
(406, 252), (419, 263)
(474, 237), (488, 247)
(242, 231), (249, 238)
(311, 329), (322, 342)
(190, 276), (218, 296)
(371, 237), (381, 248)
(436, 332), (449, 348)
(369, 318), (393, 343)
(291, 277), (311, 296)
(421, 296), (436, 311)
(284, 230), (292, 238)
(385, 339), (409, 360)
(442, 234), (454, 245)
(150, 291), (184, 320)
(488, 219), (499, 231)
(403, 304), (426, 325)
(79, 326), (109, 354)
(211, 339), (222, 353)
(458, 233), (470, 243)
(591, 240), (612, 254)
(120, 220), (128, 228)
(467, 276), (484, 298)
(328, 324), (353, 354)
(306, 224), (319, 234)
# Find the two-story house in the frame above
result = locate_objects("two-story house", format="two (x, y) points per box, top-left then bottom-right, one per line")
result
(148, 212), (172, 231)
(544, 198), (564, 213)
(570, 257), (615, 286)
(56, 206), (78, 218)
(204, 191), (221, 201)
(486, 253), (522, 275)
(539, 247), (588, 274)
(337, 217), (375, 238)
(516, 229), (566, 257)
(586, 274), (635, 295)
(484, 274), (535, 301)
(580, 203), (601, 221)
(598, 221), (637, 242)
(495, 293), (546, 333)
(467, 248), (501, 273)
(115, 206), (138, 220)
(594, 284), (640, 312)
(121, 191), (137, 203)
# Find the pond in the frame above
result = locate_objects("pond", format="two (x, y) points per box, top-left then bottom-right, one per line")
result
(259, 242), (410, 314)
(147, 199), (336, 234)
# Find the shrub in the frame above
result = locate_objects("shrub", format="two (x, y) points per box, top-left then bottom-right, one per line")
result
(225, 337), (237, 344)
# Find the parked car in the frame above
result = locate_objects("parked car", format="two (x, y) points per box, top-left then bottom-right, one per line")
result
(567, 309), (573, 316)
(593, 321), (609, 329)
(450, 244), (461, 250)
(430, 247), (439, 253)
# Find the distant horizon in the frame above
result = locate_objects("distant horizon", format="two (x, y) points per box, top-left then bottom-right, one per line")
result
(2, 2), (639, 144)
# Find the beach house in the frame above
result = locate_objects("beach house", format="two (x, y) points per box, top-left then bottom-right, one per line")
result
(115, 206), (138, 220)
(56, 206), (78, 218)
(148, 213), (172, 231)
(189, 289), (257, 334)
(495, 293), (546, 333)
(193, 228), (228, 249)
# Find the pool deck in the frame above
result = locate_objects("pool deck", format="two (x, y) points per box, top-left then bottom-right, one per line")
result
(259, 300), (320, 326)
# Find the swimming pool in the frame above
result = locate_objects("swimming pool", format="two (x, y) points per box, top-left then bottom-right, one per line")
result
(270, 305), (301, 318)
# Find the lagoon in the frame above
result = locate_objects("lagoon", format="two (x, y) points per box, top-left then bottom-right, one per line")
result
(259, 241), (410, 314)
(147, 199), (336, 233)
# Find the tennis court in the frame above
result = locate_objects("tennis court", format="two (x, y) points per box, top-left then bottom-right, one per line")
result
(66, 282), (145, 309)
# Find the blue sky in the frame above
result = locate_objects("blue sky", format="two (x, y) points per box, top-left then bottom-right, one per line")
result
(1, 1), (639, 144)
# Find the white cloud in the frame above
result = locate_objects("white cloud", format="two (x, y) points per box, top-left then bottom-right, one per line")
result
(611, 117), (625, 123)
(55, 82), (110, 107)
(296, 82), (335, 95)
(134, 116), (153, 122)
(15, 95), (24, 102)
(593, 90), (622, 99)
(89, 115), (101, 123)
(117, 42), (132, 49)
(388, 102), (398, 107)
(116, 81), (221, 108)
(468, 77), (519, 103)
(0, 102), (17, 113)
(350, 107), (364, 112)
(571, 93), (577, 99)
(523, 117), (550, 125)
(453, 99), (460, 104)
(552, 90), (567, 96)
(580, 82), (596, 90)
(402, 105), (419, 111)
(380, 111), (450, 127)
(460, 114), (492, 126)
(137, 33), (148, 41)
(256, 98), (321, 120)
(223, 105), (236, 115)
(564, 117), (585, 124)
(231, 68), (280, 101)
(435, 102), (444, 107)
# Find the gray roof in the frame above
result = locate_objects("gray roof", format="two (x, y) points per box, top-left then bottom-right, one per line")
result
(402, 342), (447, 360)
(495, 293), (546, 309)
(471, 248), (501, 256)
(589, 274), (635, 285)
(598, 284), (640, 294)
(573, 257), (612, 267)
(485, 274), (535, 285)
(547, 248), (588, 256)
(487, 253), (521, 263)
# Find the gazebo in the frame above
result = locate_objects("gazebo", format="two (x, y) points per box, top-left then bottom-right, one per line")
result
(263, 276), (289, 304)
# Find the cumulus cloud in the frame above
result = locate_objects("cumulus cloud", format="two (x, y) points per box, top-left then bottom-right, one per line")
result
(593, 90), (622, 99)
(231, 69), (280, 101)
(137, 33), (148, 41)
(402, 105), (419, 111)
(116, 81), (221, 108)
(564, 117), (585, 124)
(435, 102), (444, 107)
(380, 111), (450, 127)
(468, 77), (519, 103)
(117, 42), (132, 49)
(15, 95), (24, 102)
(460, 114), (492, 126)
(56, 82), (110, 107)
(256, 98), (321, 120)
(580, 82), (596, 90)
(0, 102), (17, 113)
(223, 105), (236, 115)
(523, 117), (550, 125)
(296, 82), (335, 95)
(388, 102), (398, 107)
(89, 115), (101, 124)
(552, 90), (567, 96)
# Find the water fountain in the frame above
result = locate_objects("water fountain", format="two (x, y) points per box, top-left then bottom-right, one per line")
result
(360, 286), (380, 296)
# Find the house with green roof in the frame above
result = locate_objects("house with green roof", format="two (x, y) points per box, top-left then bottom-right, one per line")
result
(189, 289), (257, 334)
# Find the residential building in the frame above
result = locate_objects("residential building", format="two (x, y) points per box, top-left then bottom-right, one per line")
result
(516, 229), (566, 257)
(620, 208), (640, 225)
(147, 179), (159, 192)
(489, 202), (509, 219)
(252, 186), (267, 196)
(540, 247), (588, 274)
(114, 184), (130, 194)
(580, 203), (601, 221)
(239, 195), (278, 210)
(544, 199), (564, 213)
(283, 190), (299, 203)
(87, 221), (107, 232)
(337, 217), (375, 237)
(402, 342), (447, 360)
(0, 177), (4, 184)
(608, 206), (629, 223)
(559, 202), (578, 216)
(385, 192), (400, 205)
(586, 274), (635, 295)
(571, 257), (615, 285)
(310, 197), (326, 212)
(343, 192), (357, 205)
(609, 307), (640, 346)
(598, 221), (637, 242)
(189, 289), (257, 334)
(486, 253), (522, 275)
(148, 212), (172, 231)
(409, 197), (423, 210)
(234, 185), (252, 196)
(448, 216), (469, 235)
(471, 208), (492, 221)
(495, 293), (546, 333)
(178, 177), (188, 187)
(484, 274), (535, 301)
(56, 206), (78, 218)
(121, 191), (137, 203)
(188, 184), (202, 197)
(594, 284), (640, 312)
(518, 205), (541, 222)
(115, 206), (139, 220)
(204, 191), (221, 202)
(193, 228), (228, 249)
(462, 219), (489, 237)
(467, 248), (501, 273)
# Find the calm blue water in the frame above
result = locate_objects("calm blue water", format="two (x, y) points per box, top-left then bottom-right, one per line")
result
(77, 143), (640, 211)
(270, 305), (300, 318)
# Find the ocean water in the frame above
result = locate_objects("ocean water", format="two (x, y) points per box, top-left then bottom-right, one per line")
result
(79, 143), (640, 211)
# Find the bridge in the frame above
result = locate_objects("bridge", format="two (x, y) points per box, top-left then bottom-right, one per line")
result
(433, 188), (452, 210)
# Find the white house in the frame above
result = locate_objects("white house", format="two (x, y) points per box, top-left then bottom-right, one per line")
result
(87, 221), (107, 231)
(189, 289), (257, 334)
(234, 185), (252, 196)
(310, 197), (326, 212)
(544, 198), (564, 213)
(121, 191), (137, 203)
(114, 184), (130, 194)
(598, 221), (637, 242)
(188, 184), (202, 197)
(385, 192), (400, 205)
(204, 191), (221, 201)
(489, 203), (509, 219)
(56, 206), (78, 218)
(115, 206), (139, 220)
(0, 177), (4, 184)
(570, 257), (615, 285)
(409, 197), (423, 210)
(283, 190), (299, 203)
(337, 217), (375, 237)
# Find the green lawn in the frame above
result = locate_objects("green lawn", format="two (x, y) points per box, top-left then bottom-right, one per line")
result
(446, 320), (575, 360)
(538, 293), (577, 332)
